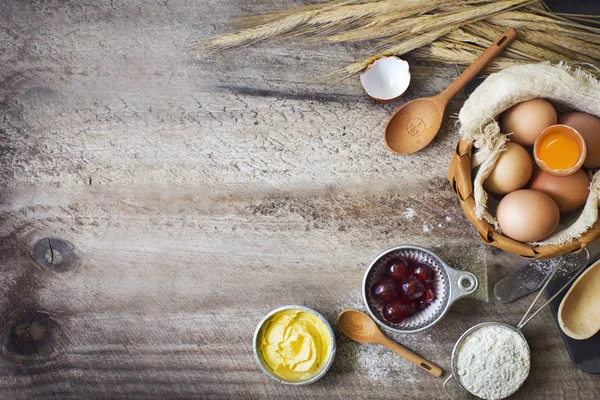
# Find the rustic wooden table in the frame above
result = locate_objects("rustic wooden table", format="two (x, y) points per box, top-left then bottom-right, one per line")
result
(1, 1), (599, 399)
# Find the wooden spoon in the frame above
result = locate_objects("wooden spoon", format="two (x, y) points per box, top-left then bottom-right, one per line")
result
(384, 28), (517, 155)
(559, 259), (600, 340)
(337, 310), (443, 377)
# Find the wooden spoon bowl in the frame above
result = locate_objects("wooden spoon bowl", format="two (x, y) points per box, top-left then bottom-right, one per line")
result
(559, 259), (600, 340)
(385, 98), (442, 155)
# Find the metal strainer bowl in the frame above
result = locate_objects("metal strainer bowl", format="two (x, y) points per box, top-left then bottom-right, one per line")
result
(363, 245), (478, 333)
(445, 322), (531, 399)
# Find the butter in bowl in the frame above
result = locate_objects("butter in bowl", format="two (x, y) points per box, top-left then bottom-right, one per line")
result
(253, 305), (336, 385)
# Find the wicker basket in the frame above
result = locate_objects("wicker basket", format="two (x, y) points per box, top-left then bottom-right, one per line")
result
(448, 138), (600, 260)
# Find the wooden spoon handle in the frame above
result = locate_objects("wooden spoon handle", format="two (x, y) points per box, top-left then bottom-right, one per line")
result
(378, 337), (443, 377)
(434, 28), (517, 107)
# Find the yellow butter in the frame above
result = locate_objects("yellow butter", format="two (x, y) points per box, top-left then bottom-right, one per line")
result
(258, 309), (332, 381)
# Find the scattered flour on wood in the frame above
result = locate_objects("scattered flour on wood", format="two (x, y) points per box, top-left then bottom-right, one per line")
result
(508, 251), (588, 298)
(347, 341), (419, 382)
(402, 207), (416, 220)
(332, 294), (429, 383)
(430, 243), (488, 301)
(455, 325), (530, 400)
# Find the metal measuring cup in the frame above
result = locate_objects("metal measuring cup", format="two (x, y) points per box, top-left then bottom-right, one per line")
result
(443, 256), (587, 399)
(363, 245), (478, 334)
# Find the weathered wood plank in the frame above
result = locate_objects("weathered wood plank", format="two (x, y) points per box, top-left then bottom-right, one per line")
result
(0, 0), (598, 399)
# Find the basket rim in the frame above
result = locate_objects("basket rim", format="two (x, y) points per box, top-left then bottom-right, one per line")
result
(448, 138), (600, 260)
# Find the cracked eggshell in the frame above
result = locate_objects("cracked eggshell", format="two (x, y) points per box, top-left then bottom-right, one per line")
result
(360, 56), (411, 102)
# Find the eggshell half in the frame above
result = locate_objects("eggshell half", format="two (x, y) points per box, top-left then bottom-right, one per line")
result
(558, 112), (600, 168)
(483, 142), (533, 195)
(360, 57), (411, 102)
(528, 169), (590, 213)
(500, 99), (557, 146)
(496, 189), (559, 242)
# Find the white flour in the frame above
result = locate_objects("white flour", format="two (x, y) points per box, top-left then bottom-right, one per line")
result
(402, 207), (416, 220)
(455, 325), (530, 400)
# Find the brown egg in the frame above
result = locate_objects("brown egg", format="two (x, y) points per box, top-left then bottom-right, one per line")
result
(528, 169), (590, 213)
(497, 189), (559, 242)
(500, 99), (557, 146)
(558, 112), (600, 168)
(483, 142), (533, 195)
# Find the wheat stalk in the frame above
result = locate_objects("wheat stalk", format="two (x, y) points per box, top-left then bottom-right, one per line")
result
(201, 11), (321, 51)
(409, 0), (536, 34)
(236, 0), (495, 27)
(330, 24), (461, 78)
(411, 43), (520, 73)
(465, 22), (595, 63)
(447, 27), (539, 61)
(412, 41), (600, 77)
(234, 0), (367, 27)
(520, 30), (600, 64)
(493, 10), (600, 34)
(321, 0), (532, 43)
(323, 13), (438, 43)
(321, 3), (450, 43)
(203, 0), (448, 50)
(200, 0), (600, 78)
(307, 0), (444, 25)
(487, 16), (600, 45)
(374, 0), (535, 51)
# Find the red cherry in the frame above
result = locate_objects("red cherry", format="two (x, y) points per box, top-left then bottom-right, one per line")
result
(389, 259), (411, 280)
(399, 288), (411, 301)
(373, 279), (399, 301)
(383, 301), (407, 323)
(401, 276), (425, 300)
(413, 263), (434, 283)
(423, 288), (436, 303)
(405, 301), (417, 317)
(414, 297), (426, 310)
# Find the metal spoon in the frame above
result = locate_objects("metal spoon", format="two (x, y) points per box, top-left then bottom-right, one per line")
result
(494, 239), (600, 304)
(384, 28), (516, 155)
(337, 310), (443, 377)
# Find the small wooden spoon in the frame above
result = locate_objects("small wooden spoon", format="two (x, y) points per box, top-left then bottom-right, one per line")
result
(559, 259), (600, 340)
(337, 310), (443, 377)
(384, 28), (517, 155)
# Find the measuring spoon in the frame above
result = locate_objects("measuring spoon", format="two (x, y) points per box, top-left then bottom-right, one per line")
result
(337, 310), (443, 377)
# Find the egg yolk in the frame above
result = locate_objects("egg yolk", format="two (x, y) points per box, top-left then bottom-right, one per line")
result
(538, 132), (580, 171)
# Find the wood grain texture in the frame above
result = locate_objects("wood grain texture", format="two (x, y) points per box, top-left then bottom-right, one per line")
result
(0, 0), (598, 399)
